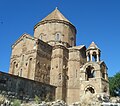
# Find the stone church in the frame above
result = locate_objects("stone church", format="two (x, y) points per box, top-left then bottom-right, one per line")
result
(9, 8), (109, 104)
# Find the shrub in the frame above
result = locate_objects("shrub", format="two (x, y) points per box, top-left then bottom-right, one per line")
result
(12, 99), (21, 106)
(34, 95), (41, 104)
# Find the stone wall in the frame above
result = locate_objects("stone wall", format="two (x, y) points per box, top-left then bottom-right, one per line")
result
(0, 71), (56, 101)
(34, 39), (52, 84)
(9, 34), (37, 80)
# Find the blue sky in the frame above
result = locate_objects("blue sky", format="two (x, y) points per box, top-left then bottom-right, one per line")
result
(0, 0), (120, 77)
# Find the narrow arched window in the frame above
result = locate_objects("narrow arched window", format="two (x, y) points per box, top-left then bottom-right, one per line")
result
(16, 64), (18, 68)
(92, 52), (97, 62)
(27, 58), (32, 78)
(39, 33), (44, 40)
(55, 33), (61, 41)
(86, 66), (95, 81)
(70, 37), (74, 46)
(12, 61), (16, 74)
(20, 69), (22, 77)
(22, 55), (24, 61)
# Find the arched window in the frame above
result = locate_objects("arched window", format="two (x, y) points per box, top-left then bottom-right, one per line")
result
(101, 66), (105, 79)
(39, 33), (44, 40)
(103, 86), (107, 93)
(16, 64), (18, 68)
(88, 53), (90, 61)
(70, 37), (74, 46)
(20, 69), (22, 77)
(86, 66), (95, 81)
(92, 52), (97, 62)
(55, 32), (61, 41)
(22, 55), (24, 61)
(27, 58), (32, 78)
(12, 61), (16, 74)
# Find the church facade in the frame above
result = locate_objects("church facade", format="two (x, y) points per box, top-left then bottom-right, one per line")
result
(9, 8), (109, 104)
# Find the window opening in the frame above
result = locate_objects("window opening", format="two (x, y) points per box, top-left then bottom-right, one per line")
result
(20, 69), (22, 77)
(86, 66), (95, 80)
(85, 87), (95, 94)
(92, 52), (97, 62)
(55, 33), (61, 41)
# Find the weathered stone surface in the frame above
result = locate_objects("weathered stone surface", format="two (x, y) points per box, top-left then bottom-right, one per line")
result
(7, 8), (109, 105)
(110, 97), (120, 103)
(0, 72), (56, 101)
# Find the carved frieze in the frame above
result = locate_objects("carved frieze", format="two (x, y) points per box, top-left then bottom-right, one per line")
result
(11, 50), (36, 60)
(11, 55), (21, 59)
(25, 50), (36, 55)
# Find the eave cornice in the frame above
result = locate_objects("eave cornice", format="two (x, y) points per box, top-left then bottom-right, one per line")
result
(34, 19), (76, 34)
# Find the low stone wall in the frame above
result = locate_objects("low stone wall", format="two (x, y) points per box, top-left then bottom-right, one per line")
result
(0, 71), (56, 101)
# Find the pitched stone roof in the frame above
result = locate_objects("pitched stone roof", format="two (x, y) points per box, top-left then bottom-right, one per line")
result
(68, 45), (85, 51)
(87, 42), (99, 50)
(41, 7), (70, 23)
(12, 33), (35, 48)
(71, 45), (85, 50)
(34, 8), (76, 31)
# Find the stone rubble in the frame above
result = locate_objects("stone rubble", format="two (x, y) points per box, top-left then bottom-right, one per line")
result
(0, 94), (120, 106)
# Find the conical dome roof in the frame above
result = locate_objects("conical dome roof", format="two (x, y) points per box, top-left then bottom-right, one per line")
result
(41, 7), (71, 23)
(87, 42), (99, 50)
(34, 8), (76, 31)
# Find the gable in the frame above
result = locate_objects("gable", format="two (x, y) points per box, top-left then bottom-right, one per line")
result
(11, 34), (35, 56)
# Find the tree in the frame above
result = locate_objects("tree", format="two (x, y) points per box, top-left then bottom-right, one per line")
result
(109, 72), (120, 96)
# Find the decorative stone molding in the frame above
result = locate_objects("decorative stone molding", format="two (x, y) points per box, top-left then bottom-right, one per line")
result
(68, 59), (80, 62)
(25, 50), (36, 55)
(34, 19), (76, 34)
(11, 50), (36, 60)
(11, 55), (21, 59)
(47, 40), (70, 48)
(69, 49), (80, 52)
(52, 44), (68, 51)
